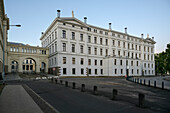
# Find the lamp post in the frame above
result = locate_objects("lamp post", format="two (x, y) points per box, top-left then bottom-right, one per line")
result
(2, 24), (21, 84)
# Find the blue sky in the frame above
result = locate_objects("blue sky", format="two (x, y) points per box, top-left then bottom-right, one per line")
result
(4, 0), (170, 53)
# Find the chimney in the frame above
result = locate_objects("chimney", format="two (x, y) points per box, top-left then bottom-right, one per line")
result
(57, 10), (61, 18)
(141, 34), (144, 38)
(84, 17), (87, 24)
(125, 27), (127, 34)
(152, 37), (154, 40)
(109, 23), (112, 30)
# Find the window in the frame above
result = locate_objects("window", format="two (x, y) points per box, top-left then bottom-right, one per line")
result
(137, 69), (139, 74)
(118, 41), (120, 47)
(63, 68), (67, 74)
(121, 69), (123, 74)
(131, 61), (133, 66)
(137, 61), (139, 66)
(94, 48), (97, 55)
(88, 47), (91, 54)
(120, 60), (122, 65)
(72, 25), (75, 27)
(118, 51), (120, 56)
(132, 69), (134, 74)
(72, 68), (76, 74)
(80, 45), (83, 53)
(80, 58), (84, 65)
(136, 45), (137, 50)
(101, 69), (103, 75)
(88, 36), (91, 43)
(115, 69), (117, 74)
(113, 40), (115, 46)
(63, 23), (66, 25)
(72, 44), (75, 52)
(123, 42), (125, 48)
(139, 46), (141, 51)
(100, 60), (103, 66)
(55, 57), (56, 64)
(132, 44), (134, 50)
(100, 38), (102, 45)
(63, 43), (66, 51)
(88, 59), (91, 65)
(63, 57), (66, 64)
(113, 50), (115, 56)
(72, 32), (75, 40)
(105, 39), (108, 45)
(144, 63), (146, 68)
(126, 60), (128, 66)
(81, 68), (84, 74)
(72, 58), (75, 64)
(148, 55), (150, 60)
(100, 48), (103, 56)
(62, 30), (66, 38)
(114, 59), (117, 65)
(106, 49), (108, 56)
(148, 63), (150, 68)
(80, 34), (83, 41)
(88, 69), (91, 74)
(128, 43), (130, 49)
(95, 69), (97, 74)
(94, 60), (97, 65)
(94, 37), (97, 44)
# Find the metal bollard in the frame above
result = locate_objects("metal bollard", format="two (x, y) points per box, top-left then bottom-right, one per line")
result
(148, 80), (150, 87)
(81, 84), (85, 92)
(55, 79), (58, 84)
(65, 81), (68, 87)
(138, 93), (145, 107)
(60, 80), (63, 84)
(112, 89), (118, 100)
(144, 79), (145, 85)
(93, 86), (98, 95)
(154, 81), (156, 88)
(72, 82), (76, 89)
(162, 82), (164, 89)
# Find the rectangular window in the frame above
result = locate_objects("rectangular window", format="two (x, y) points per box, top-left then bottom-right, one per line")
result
(88, 59), (91, 65)
(95, 60), (97, 65)
(62, 30), (66, 38)
(63, 68), (67, 74)
(106, 49), (108, 56)
(123, 42), (125, 48)
(72, 58), (75, 64)
(72, 32), (75, 40)
(95, 69), (97, 75)
(80, 45), (83, 53)
(115, 69), (117, 74)
(100, 60), (103, 66)
(113, 40), (115, 46)
(100, 48), (103, 56)
(80, 58), (84, 65)
(94, 37), (97, 44)
(113, 50), (115, 56)
(63, 57), (66, 64)
(137, 69), (139, 74)
(137, 61), (138, 66)
(72, 68), (76, 74)
(100, 38), (102, 45)
(88, 36), (91, 43)
(88, 47), (91, 54)
(118, 51), (120, 56)
(63, 43), (66, 51)
(131, 61), (133, 66)
(88, 69), (91, 74)
(72, 44), (75, 53)
(120, 60), (122, 65)
(105, 39), (108, 45)
(81, 68), (84, 75)
(114, 59), (117, 65)
(118, 41), (120, 47)
(132, 69), (134, 74)
(101, 69), (103, 75)
(121, 69), (123, 74)
(80, 34), (83, 41)
(94, 48), (97, 55)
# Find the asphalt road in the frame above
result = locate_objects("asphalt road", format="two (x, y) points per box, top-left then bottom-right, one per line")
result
(25, 80), (155, 113)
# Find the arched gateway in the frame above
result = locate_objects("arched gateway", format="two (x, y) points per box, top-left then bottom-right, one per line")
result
(7, 42), (49, 74)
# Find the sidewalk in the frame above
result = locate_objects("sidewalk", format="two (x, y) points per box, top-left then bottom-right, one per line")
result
(0, 85), (43, 113)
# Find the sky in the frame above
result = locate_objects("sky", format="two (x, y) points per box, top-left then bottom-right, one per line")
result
(4, 0), (170, 53)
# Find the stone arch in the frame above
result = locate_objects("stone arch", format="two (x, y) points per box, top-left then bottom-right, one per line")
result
(11, 60), (18, 72)
(22, 57), (36, 74)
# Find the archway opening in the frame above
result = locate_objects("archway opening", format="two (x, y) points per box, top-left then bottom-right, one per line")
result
(11, 61), (18, 72)
(40, 62), (46, 73)
(22, 58), (36, 74)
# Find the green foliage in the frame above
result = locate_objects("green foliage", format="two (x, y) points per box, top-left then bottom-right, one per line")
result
(155, 43), (170, 75)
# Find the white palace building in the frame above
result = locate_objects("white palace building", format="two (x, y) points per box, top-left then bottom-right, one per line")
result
(40, 10), (156, 76)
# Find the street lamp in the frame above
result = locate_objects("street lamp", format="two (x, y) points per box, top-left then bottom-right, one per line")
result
(2, 24), (21, 84)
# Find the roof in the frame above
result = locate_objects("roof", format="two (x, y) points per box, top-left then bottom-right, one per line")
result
(9, 42), (25, 46)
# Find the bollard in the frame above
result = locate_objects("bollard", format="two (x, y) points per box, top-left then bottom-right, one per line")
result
(148, 80), (150, 87)
(154, 81), (156, 88)
(162, 82), (164, 89)
(72, 82), (76, 89)
(81, 84), (85, 92)
(65, 81), (68, 87)
(93, 86), (98, 95)
(112, 89), (118, 100)
(60, 80), (63, 84)
(144, 79), (145, 85)
(140, 79), (142, 84)
(55, 79), (58, 84)
(138, 93), (145, 107)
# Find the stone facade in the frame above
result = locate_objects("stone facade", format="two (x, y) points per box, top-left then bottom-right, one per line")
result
(40, 12), (156, 76)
